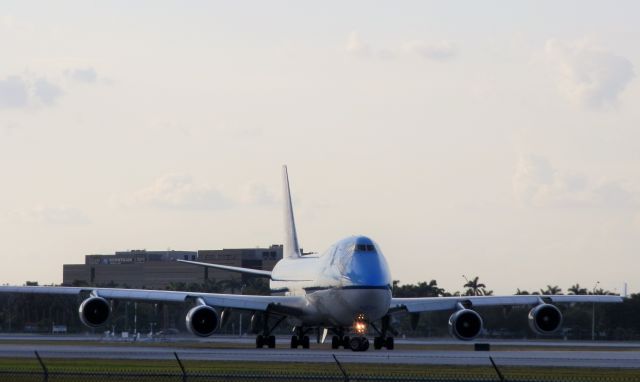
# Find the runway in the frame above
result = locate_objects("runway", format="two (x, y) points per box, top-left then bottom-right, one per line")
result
(1, 342), (639, 368)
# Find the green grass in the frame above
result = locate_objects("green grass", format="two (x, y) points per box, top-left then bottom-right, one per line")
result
(0, 358), (640, 381)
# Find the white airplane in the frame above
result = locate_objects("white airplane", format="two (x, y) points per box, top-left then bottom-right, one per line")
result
(0, 166), (624, 351)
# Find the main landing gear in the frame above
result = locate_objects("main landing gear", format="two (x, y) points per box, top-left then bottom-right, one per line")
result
(255, 313), (286, 349)
(256, 334), (276, 348)
(291, 327), (310, 349)
(371, 314), (395, 350)
(373, 336), (394, 350)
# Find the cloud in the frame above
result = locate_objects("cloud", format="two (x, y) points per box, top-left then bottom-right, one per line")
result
(513, 154), (637, 208)
(65, 67), (98, 83)
(0, 76), (29, 109)
(345, 32), (457, 62)
(240, 183), (277, 206)
(0, 75), (64, 109)
(7, 206), (90, 225)
(0, 67), (101, 110)
(345, 31), (372, 58)
(402, 40), (456, 61)
(33, 78), (63, 105)
(129, 174), (234, 210)
(545, 39), (634, 109)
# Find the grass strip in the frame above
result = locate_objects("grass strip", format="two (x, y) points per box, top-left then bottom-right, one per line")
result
(0, 358), (639, 381)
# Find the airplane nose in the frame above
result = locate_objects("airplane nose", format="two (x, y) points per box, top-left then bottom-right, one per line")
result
(345, 251), (391, 287)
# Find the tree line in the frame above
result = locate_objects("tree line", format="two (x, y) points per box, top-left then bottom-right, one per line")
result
(0, 277), (638, 340)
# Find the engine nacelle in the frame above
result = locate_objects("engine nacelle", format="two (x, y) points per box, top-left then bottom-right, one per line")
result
(78, 297), (111, 328)
(448, 309), (483, 341)
(185, 305), (219, 337)
(528, 304), (563, 335)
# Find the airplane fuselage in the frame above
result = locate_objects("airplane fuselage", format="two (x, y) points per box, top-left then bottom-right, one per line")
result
(270, 235), (392, 327)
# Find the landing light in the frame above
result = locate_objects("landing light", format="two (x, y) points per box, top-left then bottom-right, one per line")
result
(354, 321), (367, 334)
(354, 314), (368, 335)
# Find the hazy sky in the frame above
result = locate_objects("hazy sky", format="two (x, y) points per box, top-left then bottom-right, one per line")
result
(1, 1), (639, 294)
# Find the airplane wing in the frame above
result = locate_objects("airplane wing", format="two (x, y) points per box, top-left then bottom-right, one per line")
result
(0, 285), (303, 315)
(390, 294), (624, 313)
(177, 259), (272, 278)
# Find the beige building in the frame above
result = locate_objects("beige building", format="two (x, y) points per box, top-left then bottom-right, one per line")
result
(62, 246), (282, 289)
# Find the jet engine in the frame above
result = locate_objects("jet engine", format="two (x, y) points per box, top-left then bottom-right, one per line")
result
(185, 305), (219, 337)
(448, 309), (483, 340)
(528, 304), (562, 335)
(78, 296), (111, 328)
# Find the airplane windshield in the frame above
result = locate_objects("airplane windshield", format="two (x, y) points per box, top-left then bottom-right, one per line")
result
(355, 244), (375, 252)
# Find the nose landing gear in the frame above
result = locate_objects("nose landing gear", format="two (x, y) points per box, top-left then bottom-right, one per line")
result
(349, 336), (370, 351)
(343, 314), (370, 352)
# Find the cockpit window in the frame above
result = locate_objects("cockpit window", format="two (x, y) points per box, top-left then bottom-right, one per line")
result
(356, 244), (375, 252)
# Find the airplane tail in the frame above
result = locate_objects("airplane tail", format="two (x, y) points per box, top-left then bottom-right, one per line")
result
(282, 165), (301, 259)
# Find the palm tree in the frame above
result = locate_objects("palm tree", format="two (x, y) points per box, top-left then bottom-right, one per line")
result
(515, 288), (530, 295)
(217, 278), (244, 294)
(464, 276), (487, 296)
(391, 280), (446, 297)
(568, 284), (588, 295)
(541, 285), (563, 295)
(165, 282), (187, 291)
(590, 288), (614, 295)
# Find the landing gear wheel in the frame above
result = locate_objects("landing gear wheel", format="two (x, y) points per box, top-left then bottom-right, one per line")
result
(385, 337), (394, 350)
(267, 335), (276, 348)
(349, 337), (369, 351)
(302, 335), (310, 349)
(290, 335), (298, 348)
(256, 335), (265, 348)
(342, 336), (350, 349)
(373, 336), (382, 350)
(331, 336), (341, 349)
(349, 337), (360, 351)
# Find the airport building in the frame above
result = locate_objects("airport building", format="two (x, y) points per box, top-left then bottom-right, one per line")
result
(62, 246), (283, 289)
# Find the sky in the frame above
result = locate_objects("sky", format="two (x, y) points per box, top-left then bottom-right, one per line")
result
(1, 1), (639, 295)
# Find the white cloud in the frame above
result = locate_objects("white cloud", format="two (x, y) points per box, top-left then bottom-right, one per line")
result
(402, 40), (456, 61)
(345, 32), (457, 62)
(513, 154), (637, 208)
(345, 31), (372, 58)
(33, 78), (63, 105)
(0, 76), (29, 109)
(7, 206), (90, 225)
(129, 174), (234, 210)
(545, 39), (634, 109)
(240, 183), (277, 206)
(0, 67), (101, 110)
(0, 75), (64, 109)
(65, 67), (98, 83)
